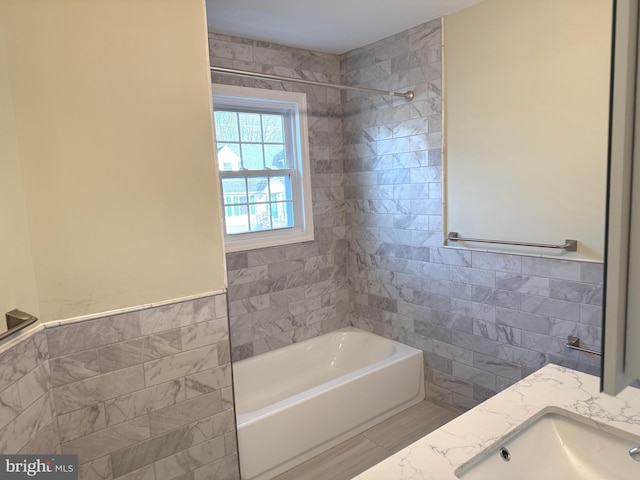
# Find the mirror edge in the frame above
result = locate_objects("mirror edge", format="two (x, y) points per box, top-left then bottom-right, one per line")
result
(602, 0), (639, 395)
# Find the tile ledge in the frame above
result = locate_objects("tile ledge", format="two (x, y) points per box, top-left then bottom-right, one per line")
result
(0, 290), (227, 356)
(443, 245), (603, 263)
(0, 321), (45, 353)
(42, 289), (227, 329)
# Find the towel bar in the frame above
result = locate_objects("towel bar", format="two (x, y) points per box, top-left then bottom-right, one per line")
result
(0, 309), (37, 342)
(566, 335), (601, 356)
(447, 232), (578, 252)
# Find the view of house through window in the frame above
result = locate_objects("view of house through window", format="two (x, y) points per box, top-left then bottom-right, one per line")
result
(215, 110), (294, 234)
(211, 84), (313, 252)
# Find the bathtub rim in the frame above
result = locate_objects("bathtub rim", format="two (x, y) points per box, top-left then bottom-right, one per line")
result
(233, 327), (424, 425)
(237, 347), (423, 426)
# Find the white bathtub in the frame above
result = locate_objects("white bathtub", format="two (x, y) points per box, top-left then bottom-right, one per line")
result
(233, 327), (425, 480)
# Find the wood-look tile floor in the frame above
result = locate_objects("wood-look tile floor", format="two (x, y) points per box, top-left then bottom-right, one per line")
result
(270, 400), (459, 480)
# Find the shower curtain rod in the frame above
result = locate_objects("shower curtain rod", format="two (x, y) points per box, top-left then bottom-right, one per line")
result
(210, 66), (414, 101)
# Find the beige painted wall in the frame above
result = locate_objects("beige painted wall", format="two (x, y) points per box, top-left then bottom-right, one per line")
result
(1, 0), (225, 321)
(0, 22), (39, 328)
(444, 0), (611, 261)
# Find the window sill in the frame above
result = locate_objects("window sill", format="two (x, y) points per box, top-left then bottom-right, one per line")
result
(224, 230), (314, 253)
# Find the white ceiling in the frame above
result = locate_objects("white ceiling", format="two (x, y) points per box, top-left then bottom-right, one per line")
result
(206, 0), (483, 55)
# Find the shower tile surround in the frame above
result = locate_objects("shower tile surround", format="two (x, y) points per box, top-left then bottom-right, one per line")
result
(213, 20), (604, 412)
(0, 294), (238, 480)
(210, 33), (351, 360)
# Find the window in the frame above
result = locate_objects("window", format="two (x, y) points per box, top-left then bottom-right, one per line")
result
(212, 84), (313, 252)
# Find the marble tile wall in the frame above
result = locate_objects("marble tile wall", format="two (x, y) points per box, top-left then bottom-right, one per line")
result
(209, 34), (350, 361)
(341, 19), (604, 411)
(210, 22), (605, 411)
(0, 294), (239, 480)
(0, 330), (51, 454)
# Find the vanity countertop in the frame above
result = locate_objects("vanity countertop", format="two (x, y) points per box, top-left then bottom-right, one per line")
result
(352, 363), (640, 480)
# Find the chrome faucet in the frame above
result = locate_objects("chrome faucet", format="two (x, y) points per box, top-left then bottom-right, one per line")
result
(630, 446), (640, 461)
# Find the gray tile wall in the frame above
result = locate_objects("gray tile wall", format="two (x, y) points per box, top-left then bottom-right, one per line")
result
(0, 294), (238, 480)
(209, 34), (350, 361)
(341, 19), (604, 411)
(210, 21), (604, 412)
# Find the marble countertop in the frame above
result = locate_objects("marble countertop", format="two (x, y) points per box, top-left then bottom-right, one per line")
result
(353, 364), (640, 480)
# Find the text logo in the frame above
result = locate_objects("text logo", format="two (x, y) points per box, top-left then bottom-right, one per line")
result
(0, 456), (78, 480)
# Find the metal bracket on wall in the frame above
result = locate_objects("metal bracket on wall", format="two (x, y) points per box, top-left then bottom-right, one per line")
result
(1, 309), (38, 342)
(566, 335), (601, 356)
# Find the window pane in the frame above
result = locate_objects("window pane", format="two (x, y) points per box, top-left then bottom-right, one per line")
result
(217, 143), (241, 171)
(238, 113), (262, 142)
(271, 202), (294, 229)
(213, 111), (239, 142)
(225, 210), (250, 235)
(222, 186), (250, 234)
(250, 203), (270, 231)
(264, 145), (287, 168)
(262, 114), (284, 142)
(221, 178), (247, 200)
(247, 176), (269, 197)
(269, 176), (292, 201)
(222, 176), (295, 235)
(241, 144), (264, 170)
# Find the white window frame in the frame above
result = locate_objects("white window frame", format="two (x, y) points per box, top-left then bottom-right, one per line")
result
(212, 84), (314, 252)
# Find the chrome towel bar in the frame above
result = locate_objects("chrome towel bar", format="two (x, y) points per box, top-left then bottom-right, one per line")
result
(567, 336), (601, 356)
(1, 309), (37, 342)
(447, 232), (578, 252)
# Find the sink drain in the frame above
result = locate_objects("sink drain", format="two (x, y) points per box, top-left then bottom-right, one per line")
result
(499, 447), (511, 462)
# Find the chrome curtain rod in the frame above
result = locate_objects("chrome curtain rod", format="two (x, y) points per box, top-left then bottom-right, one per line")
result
(210, 66), (414, 101)
(447, 232), (578, 252)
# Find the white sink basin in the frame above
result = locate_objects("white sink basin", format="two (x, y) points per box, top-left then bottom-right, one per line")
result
(455, 409), (640, 480)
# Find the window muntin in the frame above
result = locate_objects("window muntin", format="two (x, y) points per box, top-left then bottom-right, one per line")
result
(219, 175), (294, 234)
(215, 111), (287, 173)
(212, 85), (313, 252)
